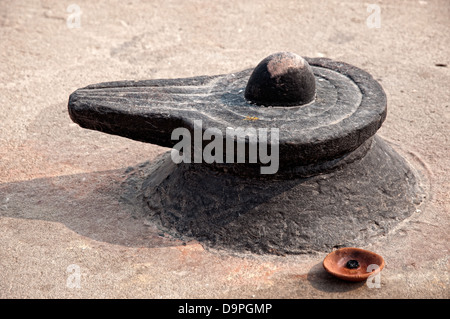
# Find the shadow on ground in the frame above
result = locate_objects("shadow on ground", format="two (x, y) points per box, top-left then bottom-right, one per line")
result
(0, 165), (184, 249)
(306, 262), (366, 293)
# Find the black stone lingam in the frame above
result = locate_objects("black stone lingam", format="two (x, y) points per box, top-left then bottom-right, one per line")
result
(245, 52), (316, 106)
(68, 52), (424, 254)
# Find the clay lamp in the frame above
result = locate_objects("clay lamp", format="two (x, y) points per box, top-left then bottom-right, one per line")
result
(323, 247), (385, 282)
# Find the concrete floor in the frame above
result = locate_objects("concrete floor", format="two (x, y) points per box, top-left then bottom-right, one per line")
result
(0, 0), (448, 298)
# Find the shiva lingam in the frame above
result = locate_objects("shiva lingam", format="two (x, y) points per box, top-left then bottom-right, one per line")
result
(68, 52), (423, 254)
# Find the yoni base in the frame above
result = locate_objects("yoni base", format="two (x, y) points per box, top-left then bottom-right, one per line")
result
(141, 136), (424, 254)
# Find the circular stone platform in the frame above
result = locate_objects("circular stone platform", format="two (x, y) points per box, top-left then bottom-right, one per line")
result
(141, 135), (423, 254)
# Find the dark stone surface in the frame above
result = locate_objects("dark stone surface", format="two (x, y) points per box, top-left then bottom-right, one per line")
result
(68, 57), (387, 168)
(244, 52), (316, 106)
(67, 55), (423, 254)
(141, 136), (423, 254)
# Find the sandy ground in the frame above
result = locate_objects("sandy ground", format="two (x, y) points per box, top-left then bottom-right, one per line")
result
(0, 0), (448, 298)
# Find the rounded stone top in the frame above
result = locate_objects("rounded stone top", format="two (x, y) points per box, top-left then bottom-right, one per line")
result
(245, 52), (316, 106)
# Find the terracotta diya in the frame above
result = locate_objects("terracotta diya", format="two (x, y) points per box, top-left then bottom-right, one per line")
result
(323, 247), (385, 282)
